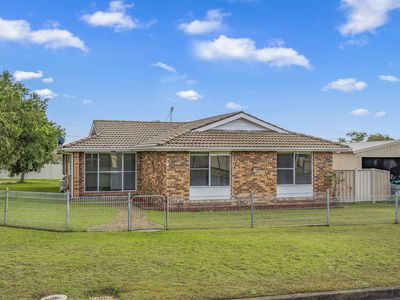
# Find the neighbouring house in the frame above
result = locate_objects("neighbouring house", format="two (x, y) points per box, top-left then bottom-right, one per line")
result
(333, 141), (400, 183)
(61, 112), (349, 200)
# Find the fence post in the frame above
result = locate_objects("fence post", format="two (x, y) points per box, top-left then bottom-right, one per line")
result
(128, 193), (132, 231)
(65, 191), (70, 231)
(164, 197), (169, 230)
(250, 193), (254, 228)
(4, 188), (9, 226)
(326, 190), (330, 226)
(395, 193), (399, 225)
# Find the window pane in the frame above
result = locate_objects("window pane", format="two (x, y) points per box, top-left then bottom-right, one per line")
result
(124, 154), (136, 172)
(277, 153), (293, 168)
(190, 170), (209, 186)
(211, 156), (230, 186)
(85, 154), (98, 172)
(277, 169), (293, 184)
(295, 154), (312, 184)
(85, 173), (98, 191)
(190, 154), (209, 168)
(99, 173), (122, 191)
(99, 153), (122, 171)
(124, 172), (136, 190)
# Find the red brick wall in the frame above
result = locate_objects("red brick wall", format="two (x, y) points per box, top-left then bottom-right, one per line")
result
(137, 151), (167, 195)
(231, 151), (277, 197)
(165, 152), (190, 200)
(313, 152), (333, 193)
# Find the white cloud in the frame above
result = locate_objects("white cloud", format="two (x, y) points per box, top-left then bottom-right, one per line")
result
(195, 35), (310, 68)
(62, 93), (75, 98)
(187, 79), (198, 85)
(379, 74), (400, 82)
(226, 101), (244, 110)
(151, 62), (176, 73)
(339, 0), (400, 36)
(375, 111), (386, 117)
(351, 108), (370, 116)
(0, 18), (86, 51)
(42, 77), (54, 83)
(82, 0), (139, 32)
(13, 70), (43, 81)
(82, 99), (93, 105)
(323, 78), (367, 92)
(343, 36), (369, 47)
(176, 89), (202, 101)
(33, 88), (58, 99)
(179, 9), (230, 35)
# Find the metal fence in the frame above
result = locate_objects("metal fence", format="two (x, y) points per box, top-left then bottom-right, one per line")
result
(0, 189), (399, 232)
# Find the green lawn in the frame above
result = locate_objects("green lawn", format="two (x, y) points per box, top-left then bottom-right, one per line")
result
(1, 225), (400, 300)
(0, 179), (60, 193)
(148, 202), (397, 229)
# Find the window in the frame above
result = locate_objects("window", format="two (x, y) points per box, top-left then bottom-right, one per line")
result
(277, 153), (312, 185)
(84, 153), (136, 191)
(190, 153), (230, 187)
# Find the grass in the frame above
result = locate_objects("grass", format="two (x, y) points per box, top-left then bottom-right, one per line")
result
(0, 179), (60, 193)
(148, 202), (397, 229)
(0, 196), (121, 231)
(1, 225), (400, 300)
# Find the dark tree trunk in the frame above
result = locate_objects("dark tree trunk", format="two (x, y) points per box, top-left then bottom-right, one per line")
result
(20, 172), (25, 183)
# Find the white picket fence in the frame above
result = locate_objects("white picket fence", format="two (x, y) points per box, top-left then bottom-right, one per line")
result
(0, 163), (63, 180)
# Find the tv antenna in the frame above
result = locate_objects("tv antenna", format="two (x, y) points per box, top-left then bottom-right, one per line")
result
(166, 106), (175, 122)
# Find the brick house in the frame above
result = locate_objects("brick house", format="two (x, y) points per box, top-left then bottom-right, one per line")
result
(61, 112), (350, 200)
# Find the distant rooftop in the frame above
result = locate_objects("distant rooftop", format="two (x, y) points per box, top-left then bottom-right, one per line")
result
(346, 141), (398, 152)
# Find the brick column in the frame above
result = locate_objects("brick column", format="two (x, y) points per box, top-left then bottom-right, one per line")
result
(313, 152), (333, 193)
(165, 152), (190, 200)
(72, 152), (83, 197)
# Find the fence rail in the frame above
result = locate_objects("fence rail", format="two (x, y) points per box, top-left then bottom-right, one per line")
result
(0, 190), (399, 232)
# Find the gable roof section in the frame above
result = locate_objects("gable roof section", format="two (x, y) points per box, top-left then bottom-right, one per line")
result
(347, 141), (400, 154)
(62, 111), (350, 152)
(194, 112), (288, 133)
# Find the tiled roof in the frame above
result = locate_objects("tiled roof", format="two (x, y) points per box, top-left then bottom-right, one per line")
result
(62, 111), (349, 151)
(63, 112), (240, 150)
(161, 131), (348, 150)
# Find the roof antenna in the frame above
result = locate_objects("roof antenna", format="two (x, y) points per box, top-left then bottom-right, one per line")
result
(167, 106), (175, 122)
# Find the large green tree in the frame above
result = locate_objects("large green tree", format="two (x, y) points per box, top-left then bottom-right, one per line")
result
(0, 70), (64, 182)
(367, 133), (395, 142)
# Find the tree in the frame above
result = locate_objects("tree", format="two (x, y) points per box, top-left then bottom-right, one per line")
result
(367, 133), (395, 142)
(346, 131), (367, 143)
(0, 70), (64, 182)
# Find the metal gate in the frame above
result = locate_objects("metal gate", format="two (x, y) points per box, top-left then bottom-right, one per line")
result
(129, 195), (166, 230)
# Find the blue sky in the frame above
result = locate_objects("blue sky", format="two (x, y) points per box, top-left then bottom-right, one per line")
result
(1, 0), (400, 142)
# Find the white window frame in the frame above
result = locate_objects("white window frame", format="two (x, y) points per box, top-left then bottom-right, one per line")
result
(190, 152), (231, 187)
(277, 152), (313, 186)
(84, 152), (137, 192)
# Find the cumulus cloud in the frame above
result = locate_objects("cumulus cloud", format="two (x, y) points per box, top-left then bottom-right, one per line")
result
(82, 99), (93, 105)
(179, 9), (230, 35)
(82, 0), (139, 32)
(339, 0), (400, 36)
(379, 74), (400, 82)
(176, 90), (202, 101)
(42, 77), (54, 83)
(195, 35), (310, 68)
(33, 88), (58, 99)
(323, 78), (367, 92)
(151, 62), (176, 73)
(226, 101), (244, 110)
(375, 111), (386, 117)
(13, 70), (43, 81)
(0, 18), (87, 51)
(351, 108), (370, 116)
